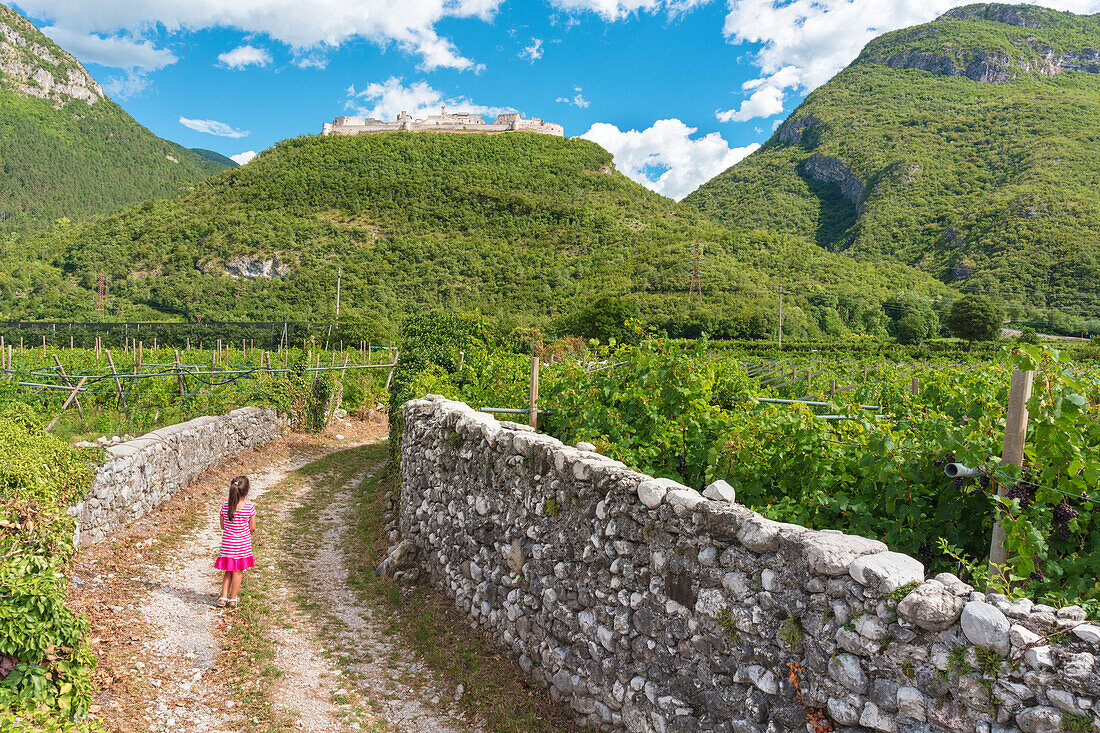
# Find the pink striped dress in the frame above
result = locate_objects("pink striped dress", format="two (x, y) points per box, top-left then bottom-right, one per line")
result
(215, 501), (255, 571)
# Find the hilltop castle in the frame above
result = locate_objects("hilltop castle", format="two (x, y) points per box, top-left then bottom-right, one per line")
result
(322, 107), (564, 137)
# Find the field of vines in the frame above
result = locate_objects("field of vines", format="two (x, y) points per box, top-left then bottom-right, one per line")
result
(398, 325), (1099, 615)
(0, 341), (393, 440)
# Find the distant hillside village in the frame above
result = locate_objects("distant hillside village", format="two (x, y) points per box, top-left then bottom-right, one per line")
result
(322, 107), (564, 137)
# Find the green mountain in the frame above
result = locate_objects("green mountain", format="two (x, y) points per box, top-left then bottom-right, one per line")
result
(20, 131), (947, 336)
(685, 3), (1100, 312)
(191, 149), (239, 168)
(0, 3), (231, 232)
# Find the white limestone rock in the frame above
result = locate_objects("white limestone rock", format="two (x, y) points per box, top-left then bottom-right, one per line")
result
(1071, 623), (1100, 647)
(702, 480), (736, 503)
(896, 686), (926, 722)
(802, 531), (888, 576)
(636, 477), (683, 509)
(1014, 706), (1062, 733)
(961, 601), (1011, 656)
(849, 551), (924, 593)
(897, 582), (966, 631)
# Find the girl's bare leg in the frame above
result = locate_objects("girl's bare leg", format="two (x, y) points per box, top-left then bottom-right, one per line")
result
(229, 570), (243, 600)
(219, 571), (232, 599)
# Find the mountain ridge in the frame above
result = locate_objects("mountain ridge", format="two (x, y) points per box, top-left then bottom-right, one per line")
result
(0, 3), (232, 232)
(685, 3), (1100, 312)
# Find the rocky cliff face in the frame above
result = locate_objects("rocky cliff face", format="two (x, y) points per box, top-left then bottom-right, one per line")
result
(0, 6), (104, 105)
(801, 155), (865, 207)
(866, 4), (1100, 83)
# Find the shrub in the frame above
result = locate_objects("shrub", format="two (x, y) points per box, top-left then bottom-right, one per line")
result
(0, 404), (98, 730)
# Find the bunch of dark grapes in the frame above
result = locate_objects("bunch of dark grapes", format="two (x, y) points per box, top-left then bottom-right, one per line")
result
(932, 452), (956, 469)
(953, 476), (966, 491)
(979, 475), (990, 491)
(1028, 569), (1044, 583)
(1006, 482), (1035, 510)
(1051, 499), (1079, 541)
(917, 542), (932, 567)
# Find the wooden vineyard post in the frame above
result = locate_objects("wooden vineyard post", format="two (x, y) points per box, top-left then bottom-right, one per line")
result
(385, 350), (398, 391)
(52, 354), (83, 410)
(174, 350), (185, 396)
(70, 335), (74, 350)
(829, 379), (836, 398)
(153, 337), (157, 350)
(46, 376), (88, 432)
(911, 377), (919, 395)
(988, 368), (1033, 585)
(137, 342), (143, 374)
(528, 355), (540, 430)
(106, 350), (124, 408)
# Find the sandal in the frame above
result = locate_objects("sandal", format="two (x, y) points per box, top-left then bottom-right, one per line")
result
(228, 598), (239, 608)
(215, 597), (229, 608)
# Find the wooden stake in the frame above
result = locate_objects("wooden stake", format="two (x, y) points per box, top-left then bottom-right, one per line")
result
(988, 369), (1033, 585)
(46, 376), (88, 432)
(911, 377), (920, 395)
(52, 354), (82, 410)
(528, 355), (540, 430)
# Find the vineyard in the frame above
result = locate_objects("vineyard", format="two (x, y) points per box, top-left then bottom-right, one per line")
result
(0, 339), (393, 441)
(395, 320), (1099, 615)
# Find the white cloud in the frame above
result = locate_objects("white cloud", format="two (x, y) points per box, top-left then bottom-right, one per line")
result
(101, 71), (151, 99)
(581, 118), (759, 200)
(722, 1), (1100, 94)
(218, 44), (272, 69)
(40, 25), (177, 70)
(345, 77), (512, 121)
(16, 0), (503, 71)
(231, 151), (258, 165)
(520, 38), (543, 62)
(549, 0), (712, 21)
(716, 84), (784, 122)
(556, 86), (589, 108)
(179, 117), (250, 138)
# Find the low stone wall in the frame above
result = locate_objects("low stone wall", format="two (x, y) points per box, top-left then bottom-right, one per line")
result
(399, 395), (1100, 733)
(70, 407), (287, 545)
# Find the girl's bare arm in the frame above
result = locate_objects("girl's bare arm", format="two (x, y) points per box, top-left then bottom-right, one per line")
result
(249, 516), (256, 534)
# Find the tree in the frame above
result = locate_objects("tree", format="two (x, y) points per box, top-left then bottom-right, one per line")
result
(896, 312), (932, 345)
(1016, 326), (1040, 344)
(945, 294), (1003, 347)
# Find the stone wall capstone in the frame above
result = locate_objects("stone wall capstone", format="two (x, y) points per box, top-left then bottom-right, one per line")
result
(70, 407), (287, 545)
(399, 395), (1100, 733)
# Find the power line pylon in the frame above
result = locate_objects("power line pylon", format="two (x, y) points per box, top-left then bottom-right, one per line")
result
(688, 241), (703, 300)
(96, 271), (108, 314)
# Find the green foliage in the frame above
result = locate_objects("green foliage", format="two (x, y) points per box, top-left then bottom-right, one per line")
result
(946, 294), (1003, 344)
(974, 646), (1004, 678)
(685, 6), (1100, 312)
(778, 617), (803, 646)
(715, 609), (738, 642)
(1016, 326), (1040, 345)
(891, 581), (920, 602)
(553, 294), (642, 345)
(1062, 713), (1094, 732)
(0, 404), (97, 729)
(544, 498), (561, 517)
(387, 312), (488, 455)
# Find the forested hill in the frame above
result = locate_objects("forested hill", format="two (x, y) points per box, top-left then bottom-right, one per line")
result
(0, 3), (231, 232)
(684, 3), (1100, 312)
(24, 132), (946, 336)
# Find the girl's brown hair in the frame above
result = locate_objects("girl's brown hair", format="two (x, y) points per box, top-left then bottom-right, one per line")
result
(227, 475), (250, 521)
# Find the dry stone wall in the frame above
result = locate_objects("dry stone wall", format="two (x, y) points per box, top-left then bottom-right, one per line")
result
(70, 407), (287, 545)
(399, 395), (1100, 733)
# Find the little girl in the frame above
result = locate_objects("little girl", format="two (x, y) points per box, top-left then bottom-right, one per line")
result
(215, 475), (255, 608)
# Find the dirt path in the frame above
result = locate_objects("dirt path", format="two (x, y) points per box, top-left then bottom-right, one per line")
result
(270, 467), (471, 733)
(71, 423), (476, 733)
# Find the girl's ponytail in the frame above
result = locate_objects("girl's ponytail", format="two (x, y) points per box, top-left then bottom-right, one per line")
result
(227, 475), (249, 521)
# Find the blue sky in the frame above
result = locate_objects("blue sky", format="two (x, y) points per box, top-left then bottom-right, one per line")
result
(10, 0), (1100, 199)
